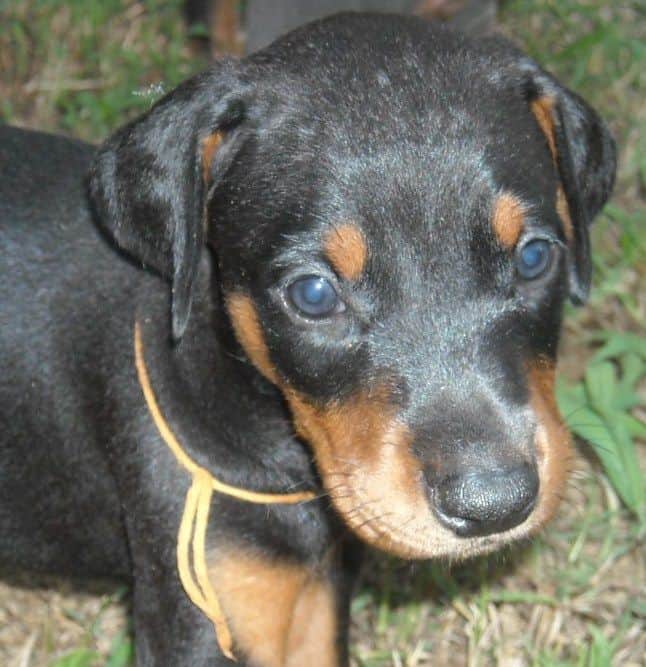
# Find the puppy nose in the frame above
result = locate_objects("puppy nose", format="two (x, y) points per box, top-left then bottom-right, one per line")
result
(431, 463), (539, 537)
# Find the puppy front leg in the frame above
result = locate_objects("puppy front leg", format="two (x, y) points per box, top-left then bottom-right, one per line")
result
(207, 545), (343, 667)
(127, 525), (238, 667)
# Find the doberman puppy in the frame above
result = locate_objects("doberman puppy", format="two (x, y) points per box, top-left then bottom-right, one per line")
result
(0, 13), (615, 667)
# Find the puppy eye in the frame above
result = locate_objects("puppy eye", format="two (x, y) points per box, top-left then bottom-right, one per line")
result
(516, 239), (553, 279)
(287, 276), (340, 318)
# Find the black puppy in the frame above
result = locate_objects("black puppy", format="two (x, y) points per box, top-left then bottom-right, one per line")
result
(0, 13), (615, 667)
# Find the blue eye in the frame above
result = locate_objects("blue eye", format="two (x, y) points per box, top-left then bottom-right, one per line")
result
(287, 276), (340, 318)
(517, 239), (552, 279)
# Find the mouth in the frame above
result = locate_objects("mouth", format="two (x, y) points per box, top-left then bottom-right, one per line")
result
(320, 458), (539, 560)
(290, 395), (573, 560)
(320, 435), (568, 560)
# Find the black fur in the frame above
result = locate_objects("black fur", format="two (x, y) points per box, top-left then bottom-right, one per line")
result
(0, 13), (615, 666)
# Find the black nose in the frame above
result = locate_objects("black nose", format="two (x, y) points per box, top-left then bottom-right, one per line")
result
(431, 463), (539, 537)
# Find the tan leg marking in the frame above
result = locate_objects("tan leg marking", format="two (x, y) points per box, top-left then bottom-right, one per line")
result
(491, 192), (526, 248)
(324, 223), (367, 281)
(209, 551), (337, 667)
(285, 576), (337, 667)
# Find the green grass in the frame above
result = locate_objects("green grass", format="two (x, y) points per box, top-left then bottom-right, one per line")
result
(51, 634), (133, 667)
(1, 0), (208, 139)
(557, 333), (646, 522)
(0, 1), (643, 665)
(47, 589), (132, 667)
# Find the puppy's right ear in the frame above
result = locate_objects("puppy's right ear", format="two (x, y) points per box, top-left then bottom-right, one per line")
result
(517, 59), (616, 305)
(89, 61), (248, 340)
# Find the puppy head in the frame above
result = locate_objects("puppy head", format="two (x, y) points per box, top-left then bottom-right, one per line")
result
(90, 14), (615, 559)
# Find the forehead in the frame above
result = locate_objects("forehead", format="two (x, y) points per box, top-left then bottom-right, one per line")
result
(248, 16), (546, 162)
(228, 19), (562, 272)
(250, 39), (552, 172)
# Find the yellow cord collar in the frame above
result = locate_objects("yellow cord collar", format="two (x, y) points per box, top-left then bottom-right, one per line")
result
(134, 320), (315, 660)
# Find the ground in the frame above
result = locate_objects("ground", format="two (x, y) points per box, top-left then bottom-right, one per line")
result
(0, 1), (643, 665)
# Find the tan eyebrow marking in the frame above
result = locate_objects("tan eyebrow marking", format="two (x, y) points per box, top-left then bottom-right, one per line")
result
(323, 223), (367, 281)
(492, 192), (526, 248)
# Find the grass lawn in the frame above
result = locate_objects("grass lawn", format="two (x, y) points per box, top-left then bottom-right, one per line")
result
(0, 1), (643, 665)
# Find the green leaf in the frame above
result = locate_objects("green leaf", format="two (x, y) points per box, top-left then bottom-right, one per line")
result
(618, 353), (644, 398)
(557, 351), (645, 520)
(585, 625), (617, 667)
(621, 413), (646, 439)
(51, 649), (98, 667)
(584, 362), (617, 414)
(105, 633), (135, 667)
(591, 333), (646, 364)
(567, 406), (632, 500)
(555, 378), (586, 420)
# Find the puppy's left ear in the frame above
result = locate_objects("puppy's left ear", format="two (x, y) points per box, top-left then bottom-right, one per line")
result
(519, 60), (617, 304)
(89, 62), (248, 340)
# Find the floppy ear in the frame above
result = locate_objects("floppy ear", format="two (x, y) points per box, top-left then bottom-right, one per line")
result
(519, 61), (616, 304)
(89, 62), (247, 340)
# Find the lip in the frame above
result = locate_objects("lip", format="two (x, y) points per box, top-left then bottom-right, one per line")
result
(317, 422), (567, 560)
